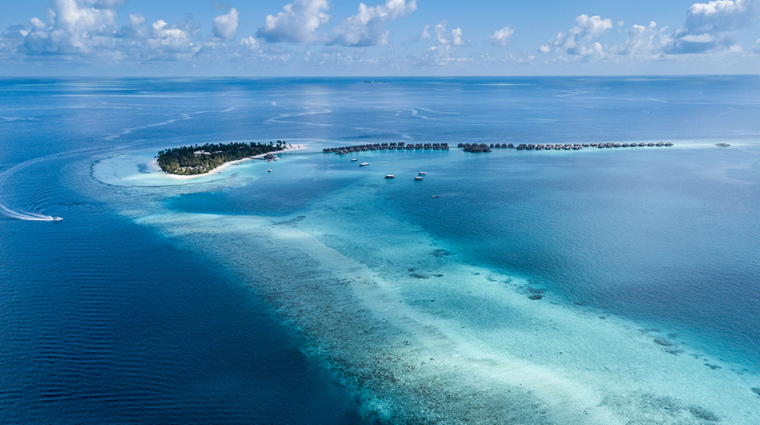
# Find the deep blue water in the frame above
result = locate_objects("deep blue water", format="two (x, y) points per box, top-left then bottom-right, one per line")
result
(0, 80), (370, 424)
(2, 77), (760, 422)
(0, 204), (362, 424)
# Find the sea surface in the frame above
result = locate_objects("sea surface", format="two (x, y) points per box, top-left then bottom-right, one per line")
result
(1, 77), (760, 424)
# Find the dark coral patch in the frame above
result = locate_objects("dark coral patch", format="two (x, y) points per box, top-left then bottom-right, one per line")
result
(689, 406), (719, 422)
(432, 249), (452, 257)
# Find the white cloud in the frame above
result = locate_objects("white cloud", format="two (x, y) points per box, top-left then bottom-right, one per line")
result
(30, 18), (48, 31)
(682, 33), (716, 42)
(451, 28), (463, 45)
(89, 0), (125, 8)
(417, 44), (471, 66)
(129, 14), (146, 28)
(153, 20), (167, 31)
(540, 14), (612, 57)
(685, 0), (760, 33)
(256, 0), (330, 44)
(752, 38), (760, 53)
(213, 7), (239, 40)
(612, 21), (662, 56)
(0, 25), (27, 54)
(118, 13), (149, 38)
(665, 0), (760, 53)
(145, 19), (202, 59)
(0, 0), (222, 62)
(434, 22), (448, 44)
(414, 24), (431, 41)
(22, 0), (118, 55)
(331, 0), (417, 46)
(486, 26), (514, 47)
(240, 35), (261, 50)
(434, 21), (463, 46)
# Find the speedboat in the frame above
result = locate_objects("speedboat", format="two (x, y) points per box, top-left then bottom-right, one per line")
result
(418, 172), (427, 176)
(431, 195), (439, 198)
(360, 162), (369, 166)
(351, 158), (358, 161)
(414, 176), (423, 181)
(52, 217), (63, 222)
(385, 175), (395, 179)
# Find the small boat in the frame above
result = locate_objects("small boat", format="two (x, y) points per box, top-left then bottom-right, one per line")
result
(414, 176), (423, 181)
(418, 172), (426, 176)
(431, 195), (439, 198)
(52, 217), (63, 222)
(268, 169), (272, 172)
(351, 158), (358, 161)
(360, 162), (369, 166)
(385, 175), (395, 179)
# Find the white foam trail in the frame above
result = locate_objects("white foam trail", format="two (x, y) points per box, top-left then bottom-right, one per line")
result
(0, 147), (104, 222)
(266, 109), (333, 126)
(0, 157), (60, 221)
(0, 204), (55, 221)
(375, 105), (458, 117)
(417, 107), (459, 115)
(105, 116), (188, 141)
(556, 90), (589, 97)
(104, 108), (231, 141)
(409, 109), (430, 119)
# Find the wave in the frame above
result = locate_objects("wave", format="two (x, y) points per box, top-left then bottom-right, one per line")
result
(266, 109), (333, 127)
(409, 109), (430, 119)
(0, 147), (104, 222)
(104, 107), (235, 141)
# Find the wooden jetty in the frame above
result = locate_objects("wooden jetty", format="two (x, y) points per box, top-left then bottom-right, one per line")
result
(322, 141), (673, 155)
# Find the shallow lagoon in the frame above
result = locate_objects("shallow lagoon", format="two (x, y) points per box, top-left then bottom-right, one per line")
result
(95, 140), (760, 424)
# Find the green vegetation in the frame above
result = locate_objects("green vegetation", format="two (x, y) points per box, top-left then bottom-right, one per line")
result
(156, 141), (287, 175)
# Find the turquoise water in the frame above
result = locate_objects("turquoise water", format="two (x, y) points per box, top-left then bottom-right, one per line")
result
(2, 77), (760, 423)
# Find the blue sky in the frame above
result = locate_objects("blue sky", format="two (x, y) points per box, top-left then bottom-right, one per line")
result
(2, 0), (760, 76)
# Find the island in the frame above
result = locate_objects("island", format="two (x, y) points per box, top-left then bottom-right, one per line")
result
(156, 141), (287, 175)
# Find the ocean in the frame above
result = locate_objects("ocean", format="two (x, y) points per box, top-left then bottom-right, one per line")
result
(1, 77), (759, 424)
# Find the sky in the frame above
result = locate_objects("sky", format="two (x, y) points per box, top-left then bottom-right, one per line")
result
(1, 0), (760, 76)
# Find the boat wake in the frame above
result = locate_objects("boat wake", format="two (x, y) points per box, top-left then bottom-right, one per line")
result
(0, 148), (99, 222)
(0, 204), (58, 221)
